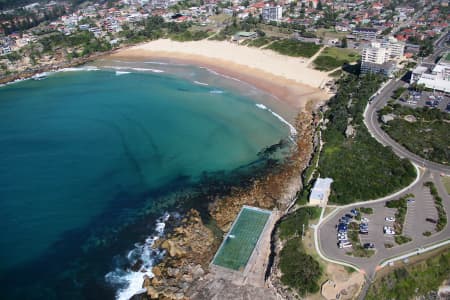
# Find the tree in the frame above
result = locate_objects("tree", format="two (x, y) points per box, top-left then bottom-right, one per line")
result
(341, 37), (347, 48)
(317, 0), (323, 10)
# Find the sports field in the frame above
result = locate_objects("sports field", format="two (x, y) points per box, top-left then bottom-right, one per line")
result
(212, 206), (271, 271)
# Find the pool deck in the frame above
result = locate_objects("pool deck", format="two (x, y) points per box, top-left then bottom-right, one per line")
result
(210, 206), (279, 288)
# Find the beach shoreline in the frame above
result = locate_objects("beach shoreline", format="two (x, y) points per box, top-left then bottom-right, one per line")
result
(106, 39), (332, 113)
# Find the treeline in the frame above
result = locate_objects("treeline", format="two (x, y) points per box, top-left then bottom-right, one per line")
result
(318, 74), (416, 204)
(277, 207), (322, 296)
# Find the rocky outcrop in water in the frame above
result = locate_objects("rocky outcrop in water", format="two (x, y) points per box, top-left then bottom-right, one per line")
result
(134, 209), (216, 300)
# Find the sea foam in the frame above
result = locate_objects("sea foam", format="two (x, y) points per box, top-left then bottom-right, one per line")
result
(255, 103), (297, 139)
(105, 213), (171, 300)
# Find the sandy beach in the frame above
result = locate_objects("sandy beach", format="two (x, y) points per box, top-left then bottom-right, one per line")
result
(108, 39), (332, 111)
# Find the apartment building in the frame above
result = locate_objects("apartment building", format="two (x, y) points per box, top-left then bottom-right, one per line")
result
(361, 37), (405, 76)
(262, 5), (283, 22)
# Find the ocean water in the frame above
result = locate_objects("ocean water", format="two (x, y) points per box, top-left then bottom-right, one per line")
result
(0, 65), (291, 299)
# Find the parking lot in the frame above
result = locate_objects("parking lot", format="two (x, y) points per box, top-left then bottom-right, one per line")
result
(318, 170), (450, 278)
(398, 90), (450, 112)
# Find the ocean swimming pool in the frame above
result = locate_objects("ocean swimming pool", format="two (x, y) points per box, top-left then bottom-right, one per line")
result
(212, 206), (271, 271)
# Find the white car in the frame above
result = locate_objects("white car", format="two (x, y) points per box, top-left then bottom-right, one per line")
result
(361, 217), (369, 223)
(339, 242), (352, 249)
(385, 217), (395, 222)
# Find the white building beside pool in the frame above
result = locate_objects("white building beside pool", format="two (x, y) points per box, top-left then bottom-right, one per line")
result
(309, 178), (333, 206)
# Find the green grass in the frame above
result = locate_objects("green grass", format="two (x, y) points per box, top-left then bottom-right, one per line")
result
(380, 105), (450, 165)
(313, 47), (359, 71)
(212, 207), (270, 271)
(318, 74), (416, 204)
(366, 248), (450, 300)
(267, 39), (320, 58)
(244, 37), (273, 48)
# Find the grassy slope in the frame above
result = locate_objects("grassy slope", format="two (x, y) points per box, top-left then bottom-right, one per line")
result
(313, 47), (360, 71)
(267, 39), (320, 58)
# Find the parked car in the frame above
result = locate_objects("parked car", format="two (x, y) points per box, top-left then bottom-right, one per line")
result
(363, 243), (375, 249)
(407, 198), (415, 204)
(361, 217), (369, 223)
(351, 209), (359, 216)
(385, 217), (395, 222)
(425, 218), (437, 224)
(339, 242), (352, 249)
(345, 213), (354, 219)
(359, 230), (369, 235)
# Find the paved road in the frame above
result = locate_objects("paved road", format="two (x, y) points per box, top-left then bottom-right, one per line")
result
(318, 169), (450, 279)
(364, 78), (450, 175)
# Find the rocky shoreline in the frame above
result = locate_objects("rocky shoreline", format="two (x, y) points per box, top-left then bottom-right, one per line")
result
(133, 105), (318, 300)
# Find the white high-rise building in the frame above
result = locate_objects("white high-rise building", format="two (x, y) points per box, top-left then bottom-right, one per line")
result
(361, 37), (405, 76)
(262, 5), (283, 22)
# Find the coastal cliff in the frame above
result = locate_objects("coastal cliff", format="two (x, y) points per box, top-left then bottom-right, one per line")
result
(134, 107), (317, 300)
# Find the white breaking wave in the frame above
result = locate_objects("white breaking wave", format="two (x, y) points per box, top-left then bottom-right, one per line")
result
(193, 80), (209, 86)
(130, 67), (164, 73)
(255, 103), (297, 138)
(58, 66), (99, 72)
(105, 212), (171, 300)
(200, 66), (244, 83)
(116, 71), (131, 76)
(144, 61), (169, 65)
(209, 90), (224, 94)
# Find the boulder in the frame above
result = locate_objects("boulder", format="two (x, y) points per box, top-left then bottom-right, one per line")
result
(192, 265), (204, 279)
(146, 286), (159, 299)
(142, 275), (151, 288)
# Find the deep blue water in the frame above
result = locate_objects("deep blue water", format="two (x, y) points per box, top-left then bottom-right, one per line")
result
(0, 67), (290, 299)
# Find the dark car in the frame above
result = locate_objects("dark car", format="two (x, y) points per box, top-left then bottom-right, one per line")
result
(363, 243), (375, 249)
(426, 218), (437, 224)
(425, 101), (433, 107)
(345, 213), (354, 219)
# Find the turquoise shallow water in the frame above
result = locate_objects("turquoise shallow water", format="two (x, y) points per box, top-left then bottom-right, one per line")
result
(0, 67), (290, 299)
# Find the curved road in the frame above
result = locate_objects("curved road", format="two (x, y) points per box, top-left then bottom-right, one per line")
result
(364, 78), (450, 174)
(317, 70), (450, 282)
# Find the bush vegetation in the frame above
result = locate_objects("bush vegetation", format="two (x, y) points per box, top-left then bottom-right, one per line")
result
(279, 207), (321, 239)
(267, 39), (320, 58)
(380, 105), (450, 165)
(278, 207), (323, 296)
(318, 74), (416, 204)
(279, 237), (322, 295)
(366, 248), (450, 299)
(359, 207), (373, 214)
(424, 181), (447, 232)
(395, 235), (412, 244)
